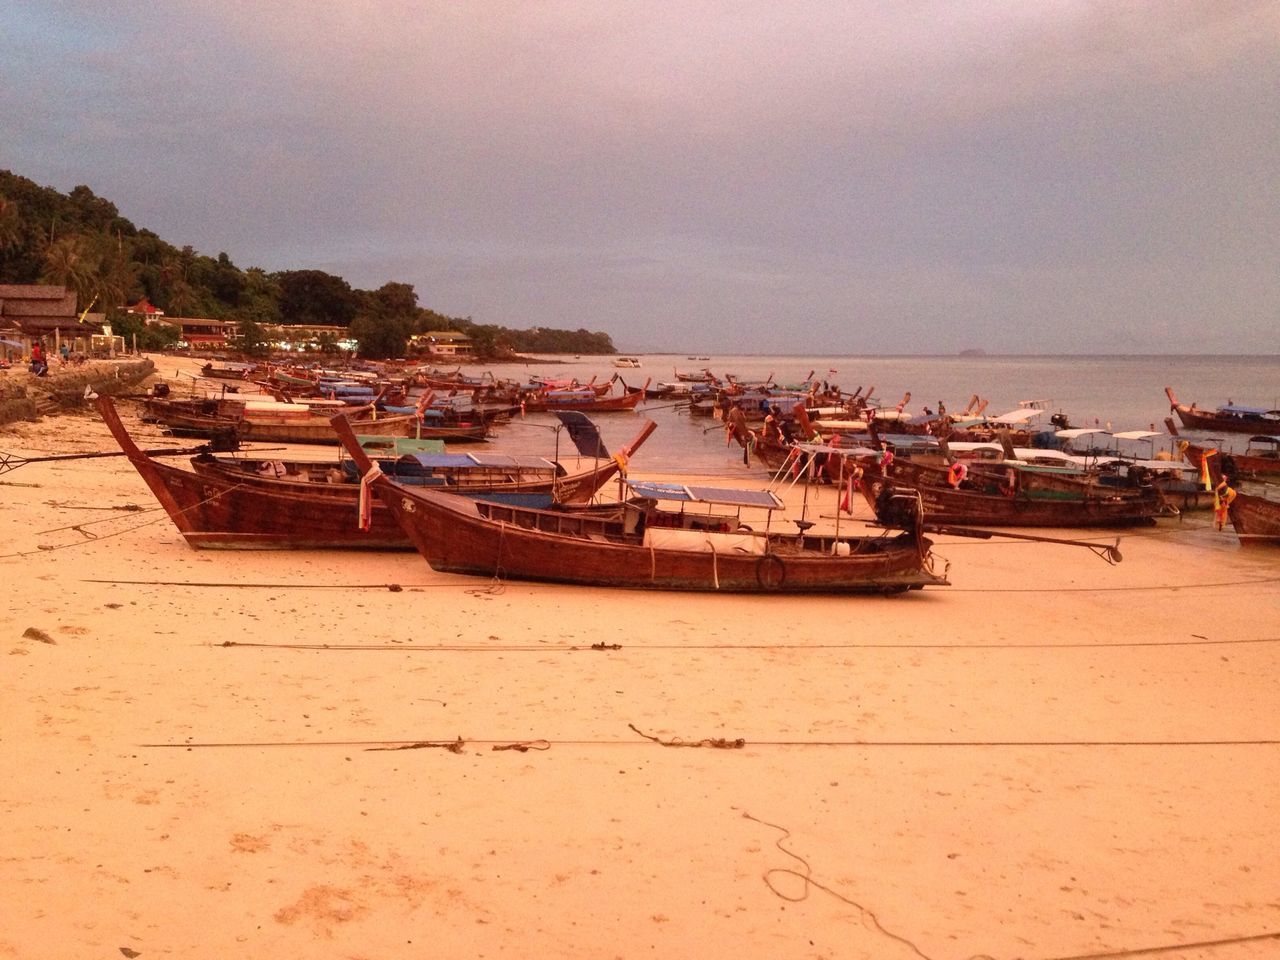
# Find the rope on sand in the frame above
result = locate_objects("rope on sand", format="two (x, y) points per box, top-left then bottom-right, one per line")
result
(0, 483), (250, 560)
(742, 809), (1279, 960)
(215, 635), (1280, 652)
(742, 810), (940, 960)
(628, 723), (744, 749)
(73, 575), (1280, 592)
(141, 735), (1280, 750)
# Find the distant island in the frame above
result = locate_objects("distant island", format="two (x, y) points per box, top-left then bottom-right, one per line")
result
(958, 348), (987, 357)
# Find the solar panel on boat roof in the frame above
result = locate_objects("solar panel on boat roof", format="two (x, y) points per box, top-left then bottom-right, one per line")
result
(464, 454), (555, 468)
(684, 486), (784, 508)
(625, 480), (781, 508)
(398, 454), (482, 468)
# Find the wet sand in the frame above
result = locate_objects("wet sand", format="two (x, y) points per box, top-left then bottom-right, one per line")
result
(2, 358), (1278, 959)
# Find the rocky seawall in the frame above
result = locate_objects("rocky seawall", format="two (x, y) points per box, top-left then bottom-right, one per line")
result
(0, 358), (156, 426)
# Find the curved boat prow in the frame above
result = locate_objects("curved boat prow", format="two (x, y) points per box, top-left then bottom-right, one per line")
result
(330, 414), (376, 475)
(96, 395), (195, 536)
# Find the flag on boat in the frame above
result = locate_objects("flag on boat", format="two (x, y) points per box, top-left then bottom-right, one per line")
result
(1200, 449), (1215, 491)
(358, 463), (383, 531)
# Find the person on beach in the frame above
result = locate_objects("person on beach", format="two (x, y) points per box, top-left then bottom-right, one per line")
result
(30, 341), (48, 376)
(60, 343), (70, 364)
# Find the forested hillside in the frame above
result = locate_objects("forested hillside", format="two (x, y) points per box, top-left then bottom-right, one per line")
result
(0, 171), (615, 358)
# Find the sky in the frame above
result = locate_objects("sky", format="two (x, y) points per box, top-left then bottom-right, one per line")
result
(2, 1), (1277, 354)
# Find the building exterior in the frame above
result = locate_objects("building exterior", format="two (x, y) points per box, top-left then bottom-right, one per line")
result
(125, 298), (165, 320)
(148, 316), (239, 348)
(408, 330), (474, 358)
(0, 284), (79, 343)
(262, 324), (357, 352)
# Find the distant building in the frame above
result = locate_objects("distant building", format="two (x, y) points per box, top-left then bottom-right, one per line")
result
(408, 330), (474, 358)
(125, 297), (165, 319)
(0, 284), (80, 344)
(147, 315), (239, 348)
(261, 323), (357, 352)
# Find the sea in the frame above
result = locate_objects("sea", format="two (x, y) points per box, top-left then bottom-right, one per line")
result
(470, 354), (1280, 478)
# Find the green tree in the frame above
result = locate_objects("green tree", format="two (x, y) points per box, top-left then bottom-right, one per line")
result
(315, 331), (341, 355)
(40, 234), (98, 307)
(111, 311), (180, 351)
(0, 194), (21, 251)
(277, 269), (358, 326)
(237, 317), (271, 357)
(368, 281), (418, 318)
(349, 313), (413, 359)
(238, 267), (283, 325)
(91, 235), (143, 313)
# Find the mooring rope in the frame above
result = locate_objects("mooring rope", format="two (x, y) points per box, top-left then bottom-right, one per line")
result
(215, 634), (1280, 652)
(0, 482), (251, 560)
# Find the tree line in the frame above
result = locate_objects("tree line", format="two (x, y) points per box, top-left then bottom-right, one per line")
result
(0, 170), (616, 359)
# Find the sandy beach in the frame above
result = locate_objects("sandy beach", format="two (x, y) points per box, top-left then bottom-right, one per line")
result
(3, 357), (1278, 959)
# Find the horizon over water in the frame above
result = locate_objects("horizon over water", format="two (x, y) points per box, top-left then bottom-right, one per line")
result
(477, 353), (1280, 476)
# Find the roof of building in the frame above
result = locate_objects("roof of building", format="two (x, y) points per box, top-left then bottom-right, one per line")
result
(125, 298), (164, 315)
(415, 330), (471, 340)
(0, 285), (80, 335)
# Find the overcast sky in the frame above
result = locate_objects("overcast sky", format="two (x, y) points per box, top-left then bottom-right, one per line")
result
(3, 2), (1277, 353)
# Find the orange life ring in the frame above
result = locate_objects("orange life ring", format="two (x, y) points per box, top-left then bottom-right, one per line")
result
(947, 461), (967, 488)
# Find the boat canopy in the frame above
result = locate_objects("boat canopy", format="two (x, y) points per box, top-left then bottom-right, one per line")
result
(880, 434), (940, 449)
(397, 452), (556, 471)
(552, 411), (609, 458)
(1248, 435), (1280, 445)
(1111, 430), (1162, 441)
(207, 360), (256, 371)
(987, 408), (1046, 424)
(1221, 404), (1280, 417)
(1055, 428), (1110, 440)
(625, 480), (784, 510)
(355, 436), (446, 455)
(793, 441), (881, 457)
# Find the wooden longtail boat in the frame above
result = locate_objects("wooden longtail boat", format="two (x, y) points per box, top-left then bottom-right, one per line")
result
(521, 377), (650, 413)
(859, 457), (1164, 527)
(200, 361), (258, 380)
(332, 416), (949, 594)
(1170, 431), (1280, 481)
(1197, 445), (1280, 547)
(1225, 490), (1280, 546)
(1165, 387), (1280, 435)
(101, 397), (414, 548)
(190, 417), (657, 506)
(143, 396), (421, 445)
(99, 398), (648, 550)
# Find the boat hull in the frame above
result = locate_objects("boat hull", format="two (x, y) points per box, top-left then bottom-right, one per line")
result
(370, 480), (947, 593)
(1228, 492), (1280, 546)
(861, 460), (1163, 527)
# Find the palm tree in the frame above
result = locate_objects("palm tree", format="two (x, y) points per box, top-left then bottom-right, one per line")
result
(41, 234), (99, 307)
(92, 237), (142, 312)
(0, 194), (21, 251)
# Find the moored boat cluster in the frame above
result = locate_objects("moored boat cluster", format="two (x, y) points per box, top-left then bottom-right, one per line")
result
(98, 365), (1280, 587)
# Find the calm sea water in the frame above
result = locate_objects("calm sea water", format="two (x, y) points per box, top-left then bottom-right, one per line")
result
(475, 354), (1280, 477)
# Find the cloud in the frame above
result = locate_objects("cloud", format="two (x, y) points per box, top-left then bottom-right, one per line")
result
(3, 1), (1278, 351)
